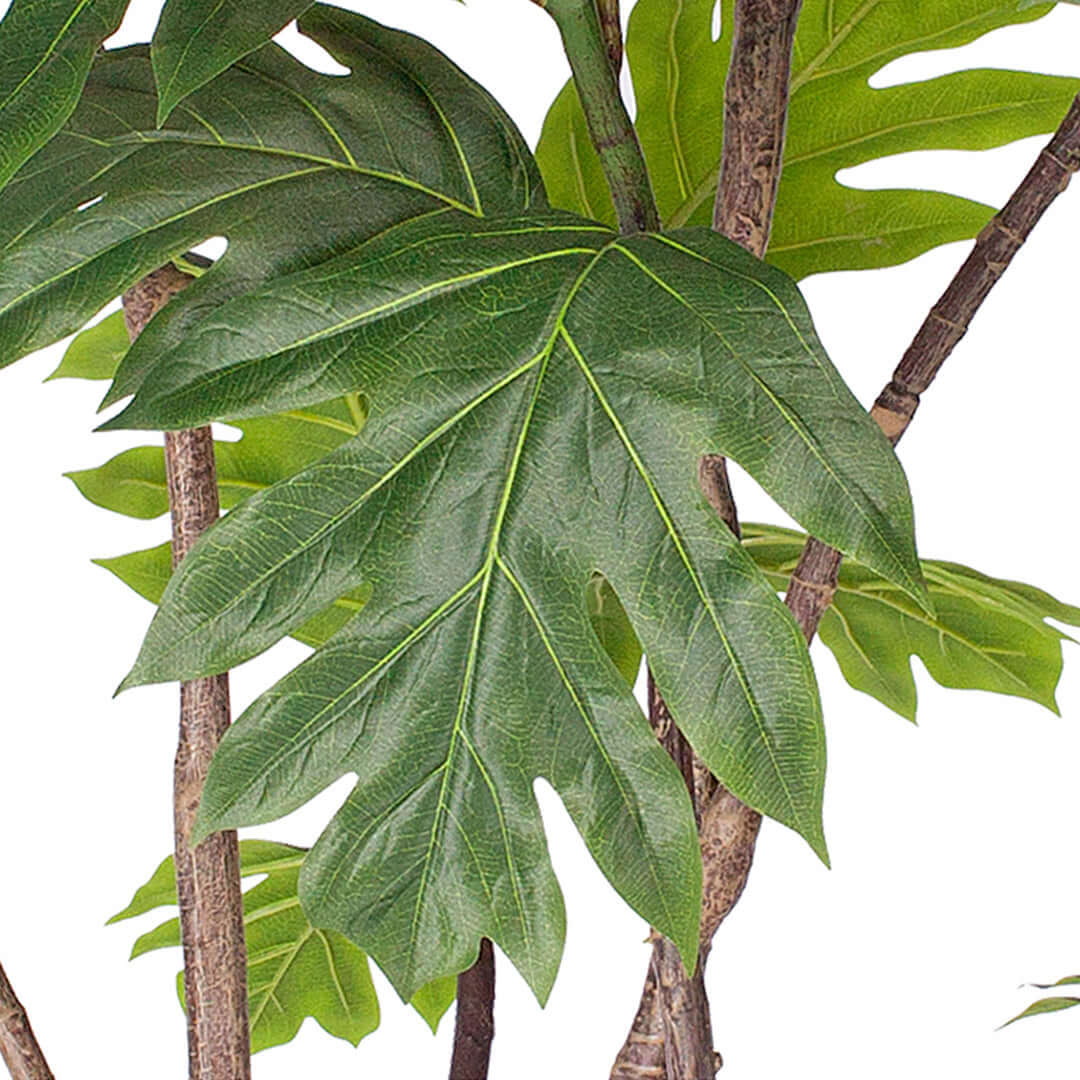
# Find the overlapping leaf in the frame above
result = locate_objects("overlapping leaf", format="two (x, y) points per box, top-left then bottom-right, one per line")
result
(744, 523), (1080, 721)
(0, 5), (543, 379)
(109, 839), (455, 1051)
(103, 208), (929, 1000)
(536, 0), (1080, 277)
(151, 0), (317, 124)
(0, 0), (128, 191)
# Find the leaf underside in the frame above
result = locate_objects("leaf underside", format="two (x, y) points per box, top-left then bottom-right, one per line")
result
(535, 0), (1079, 278)
(743, 524), (1080, 721)
(109, 839), (455, 1050)
(0, 0), (128, 192)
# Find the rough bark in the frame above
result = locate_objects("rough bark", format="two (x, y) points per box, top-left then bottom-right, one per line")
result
(613, 4), (803, 1076)
(0, 963), (54, 1080)
(784, 92), (1080, 644)
(450, 939), (496, 1080)
(122, 263), (251, 1080)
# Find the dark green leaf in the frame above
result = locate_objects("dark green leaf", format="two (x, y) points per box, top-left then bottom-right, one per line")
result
(152, 0), (316, 124)
(46, 310), (128, 381)
(107, 211), (929, 1000)
(0, 0), (128, 192)
(0, 6), (543, 376)
(536, 0), (1078, 277)
(110, 840), (455, 1048)
(1001, 996), (1080, 1027)
(744, 523), (1080, 722)
(1028, 975), (1080, 988)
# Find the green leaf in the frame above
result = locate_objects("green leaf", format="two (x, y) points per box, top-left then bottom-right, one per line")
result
(0, 5), (543, 376)
(1029, 975), (1080, 988)
(0, 0), (128, 192)
(107, 212), (929, 1000)
(151, 0), (317, 125)
(536, 0), (1079, 277)
(70, 399), (363, 519)
(743, 523), (1080, 722)
(1001, 996), (1080, 1028)
(111, 840), (385, 1050)
(46, 310), (128, 381)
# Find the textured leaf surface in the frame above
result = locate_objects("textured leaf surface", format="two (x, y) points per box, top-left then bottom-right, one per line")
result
(0, 5), (542, 375)
(109, 840), (397, 1050)
(536, 0), (1079, 277)
(151, 0), (316, 124)
(107, 210), (928, 1000)
(745, 523), (1080, 721)
(0, 0), (127, 191)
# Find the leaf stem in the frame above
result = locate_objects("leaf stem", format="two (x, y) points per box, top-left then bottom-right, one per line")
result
(784, 92), (1080, 641)
(122, 264), (252, 1080)
(0, 961), (54, 1080)
(538, 0), (659, 233)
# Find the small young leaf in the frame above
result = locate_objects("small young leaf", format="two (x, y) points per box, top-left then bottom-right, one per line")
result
(1001, 997), (1080, 1028)
(46, 311), (128, 382)
(151, 0), (316, 124)
(110, 840), (452, 1050)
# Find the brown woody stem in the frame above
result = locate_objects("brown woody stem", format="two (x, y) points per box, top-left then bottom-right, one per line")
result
(0, 962), (54, 1080)
(597, 0), (623, 72)
(122, 265), (252, 1080)
(784, 92), (1080, 643)
(450, 939), (496, 1080)
(613, 2), (803, 1076)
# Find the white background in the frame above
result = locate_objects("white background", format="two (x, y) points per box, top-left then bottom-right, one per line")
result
(1, 1), (1079, 1077)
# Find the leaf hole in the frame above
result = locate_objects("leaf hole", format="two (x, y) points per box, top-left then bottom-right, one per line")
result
(77, 195), (105, 213)
(712, 0), (723, 42)
(275, 21), (351, 76)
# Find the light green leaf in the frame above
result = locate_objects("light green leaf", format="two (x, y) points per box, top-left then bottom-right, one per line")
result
(0, 0), (128, 192)
(46, 310), (128, 381)
(1029, 975), (1080, 988)
(151, 0), (316, 124)
(1001, 996), (1080, 1027)
(110, 840), (387, 1050)
(536, 0), (1079, 277)
(743, 523), (1080, 722)
(105, 211), (929, 1000)
(0, 6), (543, 376)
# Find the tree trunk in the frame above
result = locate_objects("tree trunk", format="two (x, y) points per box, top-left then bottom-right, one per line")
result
(122, 264), (252, 1080)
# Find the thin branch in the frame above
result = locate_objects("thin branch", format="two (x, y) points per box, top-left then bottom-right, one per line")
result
(0, 962), (54, 1080)
(784, 92), (1080, 642)
(122, 265), (251, 1080)
(450, 939), (496, 1080)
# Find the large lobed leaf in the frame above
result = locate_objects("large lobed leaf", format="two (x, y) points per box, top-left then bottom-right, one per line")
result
(0, 0), (128, 192)
(744, 524), (1080, 721)
(106, 207), (928, 1000)
(109, 839), (455, 1051)
(536, 0), (1080, 277)
(0, 5), (542, 380)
